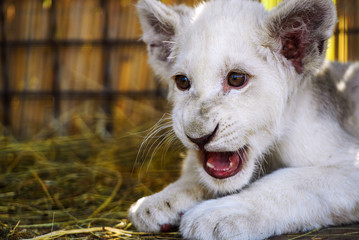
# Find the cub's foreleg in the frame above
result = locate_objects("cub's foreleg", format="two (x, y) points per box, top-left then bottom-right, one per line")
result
(128, 151), (208, 232)
(180, 166), (359, 240)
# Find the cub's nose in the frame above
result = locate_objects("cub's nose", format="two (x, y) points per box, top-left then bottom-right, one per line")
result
(186, 124), (218, 149)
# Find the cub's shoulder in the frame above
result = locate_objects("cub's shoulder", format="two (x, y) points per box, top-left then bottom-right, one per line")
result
(315, 61), (359, 131)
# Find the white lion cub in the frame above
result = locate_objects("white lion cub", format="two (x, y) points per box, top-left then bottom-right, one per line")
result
(129, 0), (359, 239)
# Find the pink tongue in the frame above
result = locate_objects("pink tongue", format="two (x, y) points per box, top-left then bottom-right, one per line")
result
(205, 152), (241, 179)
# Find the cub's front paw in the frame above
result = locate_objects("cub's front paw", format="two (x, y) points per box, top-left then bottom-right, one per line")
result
(128, 193), (186, 233)
(180, 198), (268, 240)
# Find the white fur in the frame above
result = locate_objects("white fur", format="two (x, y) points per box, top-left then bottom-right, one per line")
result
(129, 0), (359, 239)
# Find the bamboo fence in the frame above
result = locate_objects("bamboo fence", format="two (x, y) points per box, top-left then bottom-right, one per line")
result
(1, 0), (359, 139)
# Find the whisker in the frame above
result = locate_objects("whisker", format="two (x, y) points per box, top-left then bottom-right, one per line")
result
(160, 131), (183, 166)
(145, 131), (174, 171)
(135, 114), (172, 161)
(139, 123), (173, 163)
(137, 128), (173, 172)
(133, 113), (176, 174)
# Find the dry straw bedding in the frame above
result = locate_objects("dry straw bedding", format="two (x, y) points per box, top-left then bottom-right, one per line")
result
(0, 113), (182, 239)
(0, 123), (359, 239)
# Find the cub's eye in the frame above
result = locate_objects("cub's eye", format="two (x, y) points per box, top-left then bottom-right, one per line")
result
(227, 72), (249, 88)
(174, 75), (191, 91)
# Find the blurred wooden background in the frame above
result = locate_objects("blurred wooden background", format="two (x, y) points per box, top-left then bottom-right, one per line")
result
(0, 0), (358, 140)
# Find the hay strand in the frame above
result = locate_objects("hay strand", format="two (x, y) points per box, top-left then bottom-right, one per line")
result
(24, 227), (105, 240)
(31, 170), (56, 206)
(88, 172), (122, 218)
(23, 226), (182, 240)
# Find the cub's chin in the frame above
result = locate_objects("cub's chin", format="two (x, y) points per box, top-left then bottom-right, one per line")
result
(195, 146), (256, 195)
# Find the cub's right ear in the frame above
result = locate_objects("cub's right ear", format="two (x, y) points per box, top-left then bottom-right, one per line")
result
(263, 0), (336, 74)
(137, 0), (192, 81)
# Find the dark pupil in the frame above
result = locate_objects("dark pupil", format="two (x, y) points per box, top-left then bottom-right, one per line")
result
(229, 73), (246, 87)
(176, 75), (190, 89)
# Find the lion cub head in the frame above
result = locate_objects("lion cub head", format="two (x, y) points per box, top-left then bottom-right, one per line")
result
(137, 0), (336, 193)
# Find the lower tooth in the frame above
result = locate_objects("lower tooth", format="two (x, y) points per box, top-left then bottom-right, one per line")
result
(207, 162), (215, 169)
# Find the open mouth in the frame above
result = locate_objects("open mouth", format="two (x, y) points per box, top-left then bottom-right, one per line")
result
(199, 146), (248, 179)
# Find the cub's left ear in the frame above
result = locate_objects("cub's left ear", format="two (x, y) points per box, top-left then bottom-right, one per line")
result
(264, 0), (337, 74)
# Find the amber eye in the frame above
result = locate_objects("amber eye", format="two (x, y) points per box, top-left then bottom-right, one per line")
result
(227, 72), (249, 88)
(174, 75), (191, 90)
